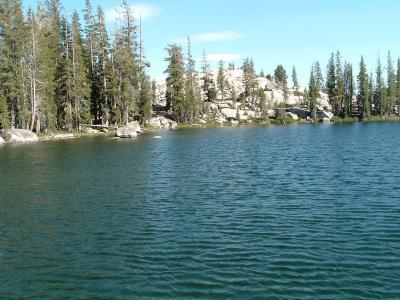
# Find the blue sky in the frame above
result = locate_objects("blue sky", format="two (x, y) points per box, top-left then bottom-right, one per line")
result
(22, 0), (400, 87)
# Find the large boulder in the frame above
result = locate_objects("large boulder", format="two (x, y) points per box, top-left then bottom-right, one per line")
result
(170, 121), (178, 130)
(320, 117), (332, 123)
(221, 108), (238, 120)
(286, 112), (299, 121)
(317, 108), (334, 121)
(158, 116), (178, 129)
(288, 108), (310, 119)
(116, 127), (138, 138)
(0, 136), (4, 144)
(217, 102), (232, 109)
(237, 110), (256, 122)
(127, 121), (143, 134)
(150, 117), (162, 128)
(267, 109), (276, 118)
(159, 116), (170, 129)
(150, 116), (178, 130)
(0, 129), (38, 143)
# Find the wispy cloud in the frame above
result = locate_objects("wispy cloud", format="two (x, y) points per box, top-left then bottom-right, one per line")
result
(205, 54), (242, 62)
(192, 31), (245, 42)
(105, 3), (161, 23)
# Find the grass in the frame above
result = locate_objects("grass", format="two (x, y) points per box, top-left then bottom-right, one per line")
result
(331, 116), (359, 123)
(364, 115), (400, 122)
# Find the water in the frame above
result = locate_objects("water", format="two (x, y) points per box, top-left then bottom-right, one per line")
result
(1, 123), (400, 299)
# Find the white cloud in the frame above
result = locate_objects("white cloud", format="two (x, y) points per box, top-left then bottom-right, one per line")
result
(192, 31), (245, 42)
(105, 3), (161, 23)
(205, 54), (242, 62)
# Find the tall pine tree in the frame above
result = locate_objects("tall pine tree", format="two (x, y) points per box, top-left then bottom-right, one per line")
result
(0, 0), (27, 128)
(343, 62), (354, 117)
(357, 56), (369, 118)
(164, 44), (185, 121)
(326, 53), (336, 109)
(375, 56), (386, 116)
(386, 51), (396, 115)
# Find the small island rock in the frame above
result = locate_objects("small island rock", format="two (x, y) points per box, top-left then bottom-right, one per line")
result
(116, 127), (138, 138)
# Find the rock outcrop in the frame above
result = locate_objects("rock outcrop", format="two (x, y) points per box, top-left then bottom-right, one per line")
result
(221, 108), (237, 120)
(286, 112), (299, 121)
(0, 129), (38, 143)
(150, 116), (178, 129)
(115, 121), (144, 138)
(153, 69), (334, 124)
(116, 127), (138, 138)
(288, 108), (310, 119)
(127, 121), (143, 134)
(317, 108), (334, 121)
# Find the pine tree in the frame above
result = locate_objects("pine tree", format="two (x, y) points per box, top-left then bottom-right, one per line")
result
(397, 59), (400, 110)
(135, 14), (153, 125)
(84, 0), (96, 72)
(113, 1), (140, 125)
(57, 16), (73, 130)
(314, 61), (324, 91)
(242, 58), (257, 101)
(274, 65), (287, 85)
(357, 56), (369, 118)
(183, 37), (200, 122)
(201, 51), (217, 102)
(0, 93), (10, 129)
(335, 51), (345, 114)
(308, 66), (318, 120)
(26, 9), (40, 131)
(274, 65), (288, 102)
(375, 56), (386, 116)
(164, 44), (185, 121)
(139, 74), (153, 124)
(0, 0), (28, 128)
(83, 0), (99, 121)
(386, 51), (396, 115)
(70, 11), (91, 129)
(217, 60), (226, 100)
(95, 6), (112, 125)
(368, 72), (374, 115)
(41, 0), (63, 130)
(258, 88), (267, 118)
(326, 53), (336, 108)
(292, 66), (299, 89)
(343, 62), (354, 117)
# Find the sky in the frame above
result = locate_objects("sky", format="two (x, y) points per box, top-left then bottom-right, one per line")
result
(22, 0), (400, 87)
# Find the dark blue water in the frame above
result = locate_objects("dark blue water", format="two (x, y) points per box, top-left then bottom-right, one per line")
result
(1, 123), (400, 299)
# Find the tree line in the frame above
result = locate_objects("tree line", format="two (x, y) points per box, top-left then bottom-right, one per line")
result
(0, 0), (153, 132)
(1, 1), (400, 132)
(308, 51), (400, 120)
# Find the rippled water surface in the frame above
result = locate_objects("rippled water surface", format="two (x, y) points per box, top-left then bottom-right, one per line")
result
(1, 123), (400, 299)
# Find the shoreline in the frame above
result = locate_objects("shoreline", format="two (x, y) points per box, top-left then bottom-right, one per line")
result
(1, 116), (400, 145)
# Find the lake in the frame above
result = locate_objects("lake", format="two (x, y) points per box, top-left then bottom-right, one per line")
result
(1, 123), (400, 299)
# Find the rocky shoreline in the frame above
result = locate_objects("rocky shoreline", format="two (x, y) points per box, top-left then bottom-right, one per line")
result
(1, 114), (399, 145)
